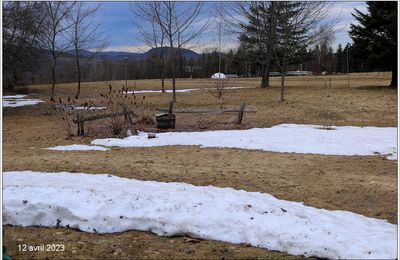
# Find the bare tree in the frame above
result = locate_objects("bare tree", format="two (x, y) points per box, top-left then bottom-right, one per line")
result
(67, 2), (106, 99)
(272, 2), (331, 102)
(131, 3), (167, 92)
(314, 25), (335, 74)
(43, 1), (76, 101)
(211, 3), (228, 109)
(153, 2), (209, 103)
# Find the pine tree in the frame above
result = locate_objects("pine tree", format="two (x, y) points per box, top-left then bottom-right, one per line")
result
(239, 2), (279, 88)
(336, 44), (344, 73)
(349, 2), (397, 87)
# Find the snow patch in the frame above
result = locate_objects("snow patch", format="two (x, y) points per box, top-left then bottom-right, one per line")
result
(3, 171), (397, 259)
(126, 86), (249, 94)
(74, 106), (107, 110)
(92, 124), (397, 160)
(3, 95), (27, 99)
(3, 95), (44, 107)
(47, 144), (109, 151)
(127, 89), (197, 94)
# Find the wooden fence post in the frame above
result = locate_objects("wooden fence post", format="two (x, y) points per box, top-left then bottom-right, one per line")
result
(237, 102), (246, 124)
(168, 101), (174, 115)
(80, 119), (85, 136)
(76, 113), (84, 136)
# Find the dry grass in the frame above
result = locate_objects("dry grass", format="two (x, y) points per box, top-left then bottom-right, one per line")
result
(3, 72), (397, 259)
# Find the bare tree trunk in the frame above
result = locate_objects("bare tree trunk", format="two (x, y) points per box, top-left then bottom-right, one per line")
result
(260, 58), (271, 88)
(50, 58), (56, 102)
(160, 45), (165, 92)
(161, 60), (165, 92)
(75, 46), (81, 99)
(280, 74), (285, 102)
(171, 45), (176, 102)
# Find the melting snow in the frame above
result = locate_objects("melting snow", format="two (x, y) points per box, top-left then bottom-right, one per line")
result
(3, 95), (44, 107)
(127, 89), (196, 94)
(74, 106), (107, 110)
(92, 124), (397, 160)
(126, 87), (249, 94)
(3, 171), (397, 259)
(47, 144), (109, 151)
(3, 95), (27, 99)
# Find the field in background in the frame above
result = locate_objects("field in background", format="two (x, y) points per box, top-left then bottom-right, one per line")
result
(3, 72), (397, 259)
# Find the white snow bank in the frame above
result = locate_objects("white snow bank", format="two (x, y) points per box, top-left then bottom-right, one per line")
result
(126, 86), (250, 94)
(3, 95), (44, 107)
(92, 124), (397, 160)
(47, 144), (109, 151)
(3, 171), (396, 259)
(211, 72), (227, 79)
(3, 95), (27, 99)
(127, 89), (196, 94)
(74, 106), (107, 110)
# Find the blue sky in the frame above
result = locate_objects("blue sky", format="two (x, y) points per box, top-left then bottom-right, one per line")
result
(92, 1), (367, 53)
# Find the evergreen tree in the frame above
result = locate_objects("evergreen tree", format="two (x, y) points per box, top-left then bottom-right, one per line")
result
(349, 1), (397, 87)
(336, 44), (344, 73)
(239, 2), (278, 88)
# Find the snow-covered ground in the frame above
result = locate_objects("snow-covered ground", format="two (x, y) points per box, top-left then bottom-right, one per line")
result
(3, 95), (27, 99)
(3, 95), (44, 107)
(126, 86), (249, 94)
(74, 106), (107, 110)
(92, 124), (397, 160)
(127, 89), (196, 94)
(47, 144), (109, 151)
(3, 171), (396, 259)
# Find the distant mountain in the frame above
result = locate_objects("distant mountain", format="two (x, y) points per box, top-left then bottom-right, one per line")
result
(147, 47), (200, 60)
(69, 47), (200, 61)
(95, 51), (147, 60)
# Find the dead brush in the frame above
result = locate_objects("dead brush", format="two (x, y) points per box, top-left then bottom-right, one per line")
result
(100, 85), (155, 136)
(53, 96), (102, 139)
(209, 78), (233, 109)
(100, 86), (136, 136)
(54, 85), (156, 138)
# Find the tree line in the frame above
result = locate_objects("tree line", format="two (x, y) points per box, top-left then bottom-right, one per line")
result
(3, 1), (397, 102)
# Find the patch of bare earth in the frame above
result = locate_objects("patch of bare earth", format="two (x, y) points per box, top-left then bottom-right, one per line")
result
(3, 73), (397, 259)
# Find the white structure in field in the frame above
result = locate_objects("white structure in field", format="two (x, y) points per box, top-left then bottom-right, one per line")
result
(211, 72), (227, 79)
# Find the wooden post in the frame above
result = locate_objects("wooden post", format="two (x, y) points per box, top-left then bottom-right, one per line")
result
(80, 120), (84, 136)
(76, 113), (84, 136)
(237, 102), (246, 124)
(76, 114), (80, 136)
(168, 101), (174, 115)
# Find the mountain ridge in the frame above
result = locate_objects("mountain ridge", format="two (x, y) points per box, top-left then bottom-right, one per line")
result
(69, 47), (200, 60)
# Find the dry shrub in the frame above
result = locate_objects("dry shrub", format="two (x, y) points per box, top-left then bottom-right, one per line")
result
(136, 115), (155, 126)
(53, 85), (155, 138)
(52, 97), (98, 139)
(209, 79), (235, 109)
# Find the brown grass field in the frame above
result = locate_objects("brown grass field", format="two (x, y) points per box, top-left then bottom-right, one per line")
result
(3, 72), (397, 259)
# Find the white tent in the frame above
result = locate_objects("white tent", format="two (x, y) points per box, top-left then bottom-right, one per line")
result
(211, 72), (227, 79)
